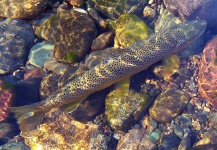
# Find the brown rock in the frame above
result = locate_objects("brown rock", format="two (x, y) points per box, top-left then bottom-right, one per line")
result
(67, 0), (84, 7)
(91, 31), (115, 51)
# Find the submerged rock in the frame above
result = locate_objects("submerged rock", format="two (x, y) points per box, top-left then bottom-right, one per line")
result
(198, 37), (217, 108)
(153, 54), (180, 79)
(158, 133), (181, 150)
(0, 140), (30, 150)
(0, 19), (35, 74)
(149, 89), (190, 123)
(35, 9), (97, 63)
(0, 0), (49, 20)
(21, 108), (108, 150)
(105, 79), (151, 132)
(164, 0), (217, 28)
(116, 128), (156, 150)
(28, 41), (54, 67)
(0, 123), (18, 139)
(91, 31), (115, 51)
(40, 73), (61, 100)
(88, 0), (147, 19)
(0, 80), (14, 121)
(115, 13), (152, 48)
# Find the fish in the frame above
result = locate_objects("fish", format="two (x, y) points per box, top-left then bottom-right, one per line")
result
(10, 20), (207, 131)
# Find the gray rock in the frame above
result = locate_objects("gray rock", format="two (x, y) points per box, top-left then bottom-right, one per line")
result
(0, 19), (35, 74)
(178, 137), (191, 150)
(174, 125), (184, 139)
(0, 140), (30, 150)
(28, 41), (54, 67)
(158, 133), (181, 150)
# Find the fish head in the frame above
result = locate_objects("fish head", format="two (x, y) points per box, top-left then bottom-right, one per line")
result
(167, 20), (207, 52)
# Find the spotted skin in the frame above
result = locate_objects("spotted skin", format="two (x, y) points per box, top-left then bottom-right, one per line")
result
(10, 20), (207, 121)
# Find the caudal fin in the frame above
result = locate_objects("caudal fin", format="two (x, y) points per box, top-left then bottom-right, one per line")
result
(9, 106), (47, 132)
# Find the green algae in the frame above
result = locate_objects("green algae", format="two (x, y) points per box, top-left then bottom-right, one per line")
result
(64, 51), (78, 63)
(115, 13), (152, 47)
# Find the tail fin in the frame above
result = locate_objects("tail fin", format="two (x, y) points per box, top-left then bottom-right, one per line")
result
(9, 106), (47, 132)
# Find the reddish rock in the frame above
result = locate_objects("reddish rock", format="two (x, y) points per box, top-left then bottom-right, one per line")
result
(24, 67), (45, 80)
(67, 0), (84, 7)
(198, 37), (217, 108)
(0, 80), (14, 121)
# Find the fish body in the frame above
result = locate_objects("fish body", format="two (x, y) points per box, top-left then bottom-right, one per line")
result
(10, 20), (207, 131)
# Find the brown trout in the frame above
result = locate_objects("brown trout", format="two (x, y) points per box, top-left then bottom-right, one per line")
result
(10, 20), (207, 131)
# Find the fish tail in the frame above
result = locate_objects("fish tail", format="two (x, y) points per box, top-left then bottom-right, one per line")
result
(9, 106), (47, 132)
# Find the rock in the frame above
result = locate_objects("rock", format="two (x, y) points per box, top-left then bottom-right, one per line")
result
(91, 31), (115, 51)
(209, 112), (217, 129)
(116, 128), (156, 150)
(198, 37), (217, 108)
(158, 133), (181, 150)
(105, 79), (151, 132)
(40, 73), (61, 100)
(0, 123), (18, 139)
(147, 129), (161, 144)
(14, 78), (41, 106)
(194, 130), (217, 146)
(24, 67), (45, 80)
(28, 41), (54, 67)
(0, 0), (49, 20)
(87, 0), (148, 19)
(0, 140), (30, 150)
(44, 60), (68, 75)
(192, 144), (217, 150)
(174, 125), (184, 139)
(0, 19), (35, 74)
(153, 54), (180, 79)
(192, 120), (201, 131)
(115, 13), (152, 48)
(143, 6), (156, 21)
(69, 89), (108, 123)
(142, 116), (158, 132)
(35, 9), (97, 63)
(155, 6), (181, 32)
(164, 0), (217, 28)
(67, 0), (84, 7)
(86, 4), (108, 30)
(178, 137), (191, 150)
(21, 108), (108, 150)
(175, 115), (192, 128)
(149, 89), (190, 123)
(0, 80), (15, 121)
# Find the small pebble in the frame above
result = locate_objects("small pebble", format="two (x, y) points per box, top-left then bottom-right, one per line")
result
(178, 137), (191, 150)
(143, 6), (156, 19)
(183, 128), (191, 138)
(192, 121), (201, 131)
(148, 0), (155, 4)
(203, 107), (210, 113)
(174, 125), (184, 139)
